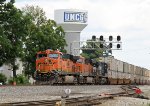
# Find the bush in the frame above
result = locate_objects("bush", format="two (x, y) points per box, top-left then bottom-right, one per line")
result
(17, 74), (29, 84)
(0, 73), (7, 84)
(8, 74), (29, 85)
(8, 77), (15, 85)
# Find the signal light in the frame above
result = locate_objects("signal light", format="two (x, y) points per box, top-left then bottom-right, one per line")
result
(92, 35), (96, 41)
(109, 43), (112, 48)
(117, 35), (121, 41)
(99, 35), (103, 41)
(104, 63), (108, 71)
(117, 44), (121, 48)
(109, 36), (113, 41)
(100, 44), (103, 48)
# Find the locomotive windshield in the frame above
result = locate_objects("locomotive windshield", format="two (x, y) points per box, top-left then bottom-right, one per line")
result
(37, 54), (47, 59)
(77, 58), (83, 63)
(48, 54), (59, 59)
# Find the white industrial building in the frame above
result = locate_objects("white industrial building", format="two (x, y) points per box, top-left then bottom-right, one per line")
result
(0, 58), (23, 79)
(54, 9), (88, 56)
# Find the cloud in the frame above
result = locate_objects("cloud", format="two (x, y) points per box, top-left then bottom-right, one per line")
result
(15, 0), (150, 32)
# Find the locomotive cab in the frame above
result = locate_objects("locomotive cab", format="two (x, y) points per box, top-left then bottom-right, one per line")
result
(96, 62), (108, 77)
(75, 56), (93, 76)
(36, 49), (62, 74)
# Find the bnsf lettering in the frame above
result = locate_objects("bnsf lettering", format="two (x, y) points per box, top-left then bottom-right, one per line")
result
(64, 12), (87, 23)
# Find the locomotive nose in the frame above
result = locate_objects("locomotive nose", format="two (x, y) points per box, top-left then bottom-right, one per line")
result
(44, 59), (52, 64)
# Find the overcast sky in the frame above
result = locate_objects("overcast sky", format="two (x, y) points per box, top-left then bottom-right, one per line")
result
(14, 0), (150, 69)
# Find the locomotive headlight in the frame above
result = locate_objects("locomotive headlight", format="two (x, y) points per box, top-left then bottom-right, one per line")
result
(45, 59), (48, 63)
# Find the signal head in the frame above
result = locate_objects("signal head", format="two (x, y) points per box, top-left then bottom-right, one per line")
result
(100, 44), (103, 48)
(109, 36), (113, 41)
(117, 44), (121, 48)
(109, 43), (112, 48)
(99, 35), (103, 41)
(92, 35), (96, 41)
(117, 35), (121, 41)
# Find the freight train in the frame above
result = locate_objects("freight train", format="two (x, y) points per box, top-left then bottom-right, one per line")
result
(35, 49), (150, 85)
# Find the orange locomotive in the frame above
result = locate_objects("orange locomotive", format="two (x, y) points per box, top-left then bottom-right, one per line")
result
(35, 49), (93, 84)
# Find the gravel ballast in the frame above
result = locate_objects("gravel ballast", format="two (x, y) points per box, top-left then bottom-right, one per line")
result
(0, 85), (122, 103)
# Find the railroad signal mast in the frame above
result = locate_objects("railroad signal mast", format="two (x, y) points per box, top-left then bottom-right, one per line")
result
(70, 35), (122, 56)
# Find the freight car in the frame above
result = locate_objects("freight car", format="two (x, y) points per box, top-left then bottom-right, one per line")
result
(101, 57), (150, 85)
(35, 49), (150, 85)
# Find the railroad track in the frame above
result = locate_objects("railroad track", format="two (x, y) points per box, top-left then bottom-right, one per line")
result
(0, 96), (114, 106)
(0, 99), (60, 106)
(0, 85), (140, 106)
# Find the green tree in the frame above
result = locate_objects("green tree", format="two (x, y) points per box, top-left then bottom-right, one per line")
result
(81, 39), (104, 60)
(22, 5), (67, 75)
(22, 5), (47, 27)
(0, 0), (28, 77)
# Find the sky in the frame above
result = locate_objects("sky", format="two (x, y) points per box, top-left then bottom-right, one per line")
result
(14, 0), (150, 69)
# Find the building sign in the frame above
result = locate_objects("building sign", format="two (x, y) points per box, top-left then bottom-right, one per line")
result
(64, 12), (87, 23)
